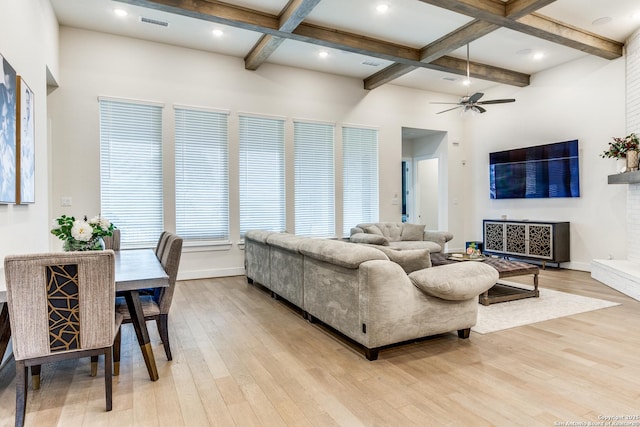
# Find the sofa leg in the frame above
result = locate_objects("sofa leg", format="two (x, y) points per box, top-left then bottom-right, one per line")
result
(457, 328), (471, 339)
(364, 348), (379, 361)
(247, 277), (254, 284)
(306, 313), (316, 323)
(270, 291), (278, 300)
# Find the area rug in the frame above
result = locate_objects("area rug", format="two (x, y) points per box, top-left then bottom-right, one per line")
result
(472, 285), (620, 334)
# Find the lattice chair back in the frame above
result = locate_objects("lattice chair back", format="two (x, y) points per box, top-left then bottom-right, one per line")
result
(5, 251), (117, 361)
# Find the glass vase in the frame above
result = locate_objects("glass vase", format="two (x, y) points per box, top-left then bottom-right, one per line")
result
(63, 237), (105, 252)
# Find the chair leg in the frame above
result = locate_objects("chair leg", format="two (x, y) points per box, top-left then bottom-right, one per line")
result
(30, 365), (41, 390)
(16, 360), (28, 427)
(156, 314), (172, 361)
(113, 327), (122, 376)
(90, 356), (98, 377)
(104, 349), (113, 412)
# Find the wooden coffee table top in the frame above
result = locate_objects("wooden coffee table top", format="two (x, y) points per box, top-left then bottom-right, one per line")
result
(431, 252), (539, 278)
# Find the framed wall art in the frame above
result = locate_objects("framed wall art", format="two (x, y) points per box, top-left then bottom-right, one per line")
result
(0, 54), (17, 204)
(16, 76), (34, 204)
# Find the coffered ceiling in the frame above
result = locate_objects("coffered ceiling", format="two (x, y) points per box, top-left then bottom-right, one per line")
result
(50, 0), (640, 95)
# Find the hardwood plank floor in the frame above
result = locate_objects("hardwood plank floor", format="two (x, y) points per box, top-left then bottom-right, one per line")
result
(1, 268), (639, 426)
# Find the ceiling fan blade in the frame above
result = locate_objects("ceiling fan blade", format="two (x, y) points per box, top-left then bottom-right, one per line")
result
(436, 105), (463, 114)
(475, 106), (487, 113)
(468, 92), (484, 103)
(477, 98), (516, 105)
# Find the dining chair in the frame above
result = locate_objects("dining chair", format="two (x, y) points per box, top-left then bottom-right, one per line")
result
(4, 251), (122, 427)
(116, 233), (182, 361)
(103, 228), (121, 251)
(155, 231), (171, 259)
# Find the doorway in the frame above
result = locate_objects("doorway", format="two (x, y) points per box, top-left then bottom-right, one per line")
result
(401, 127), (447, 230)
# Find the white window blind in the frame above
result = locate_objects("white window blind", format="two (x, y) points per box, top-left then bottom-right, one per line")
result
(175, 107), (229, 241)
(342, 126), (379, 236)
(294, 121), (335, 237)
(99, 98), (164, 248)
(239, 115), (285, 237)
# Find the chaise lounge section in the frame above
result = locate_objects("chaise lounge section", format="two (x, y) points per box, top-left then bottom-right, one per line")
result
(245, 231), (498, 360)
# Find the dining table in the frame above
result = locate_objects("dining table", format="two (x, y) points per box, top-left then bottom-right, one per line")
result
(0, 248), (168, 381)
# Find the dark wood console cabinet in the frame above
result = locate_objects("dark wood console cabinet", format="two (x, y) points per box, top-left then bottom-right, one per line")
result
(483, 219), (570, 267)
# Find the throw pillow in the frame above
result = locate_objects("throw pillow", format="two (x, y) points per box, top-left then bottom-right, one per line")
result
(362, 224), (384, 236)
(408, 262), (498, 300)
(350, 233), (389, 246)
(372, 246), (431, 273)
(401, 223), (425, 241)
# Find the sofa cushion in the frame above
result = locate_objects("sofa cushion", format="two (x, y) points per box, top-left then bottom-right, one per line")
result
(299, 238), (388, 269)
(266, 233), (306, 252)
(368, 246), (431, 274)
(350, 232), (389, 246)
(408, 262), (498, 301)
(245, 229), (275, 244)
(362, 224), (384, 236)
(389, 241), (442, 253)
(401, 223), (425, 241)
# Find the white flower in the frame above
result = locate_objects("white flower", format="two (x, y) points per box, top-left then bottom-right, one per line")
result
(90, 215), (111, 231)
(71, 220), (94, 242)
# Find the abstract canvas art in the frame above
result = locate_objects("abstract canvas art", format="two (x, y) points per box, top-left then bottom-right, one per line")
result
(0, 54), (16, 204)
(17, 76), (34, 204)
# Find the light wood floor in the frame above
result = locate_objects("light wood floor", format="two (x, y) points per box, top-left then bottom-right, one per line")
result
(1, 268), (639, 426)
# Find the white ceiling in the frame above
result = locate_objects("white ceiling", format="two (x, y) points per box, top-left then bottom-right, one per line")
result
(50, 0), (640, 96)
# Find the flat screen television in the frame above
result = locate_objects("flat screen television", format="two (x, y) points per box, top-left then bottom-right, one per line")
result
(489, 139), (580, 199)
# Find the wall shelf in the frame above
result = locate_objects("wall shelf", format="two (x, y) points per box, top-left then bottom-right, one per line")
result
(608, 171), (640, 184)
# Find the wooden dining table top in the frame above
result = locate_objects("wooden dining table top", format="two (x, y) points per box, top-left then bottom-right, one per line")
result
(0, 248), (169, 302)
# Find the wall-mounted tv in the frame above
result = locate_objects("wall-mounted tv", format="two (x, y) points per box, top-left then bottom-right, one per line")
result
(489, 139), (580, 199)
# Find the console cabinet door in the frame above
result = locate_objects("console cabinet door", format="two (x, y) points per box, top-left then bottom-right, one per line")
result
(526, 224), (553, 259)
(484, 222), (505, 252)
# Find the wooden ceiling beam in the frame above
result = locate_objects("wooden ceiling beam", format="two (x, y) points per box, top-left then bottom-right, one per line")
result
(362, 0), (551, 90)
(364, 20), (499, 90)
(418, 0), (623, 59)
(244, 0), (321, 70)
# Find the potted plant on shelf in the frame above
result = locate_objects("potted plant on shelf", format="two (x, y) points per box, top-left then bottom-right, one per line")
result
(601, 133), (640, 172)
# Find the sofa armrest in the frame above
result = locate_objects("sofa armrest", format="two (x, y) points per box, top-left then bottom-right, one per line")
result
(423, 230), (454, 251)
(408, 262), (498, 301)
(350, 232), (389, 246)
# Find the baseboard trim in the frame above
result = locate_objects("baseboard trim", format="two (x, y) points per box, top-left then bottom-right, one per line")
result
(178, 267), (245, 281)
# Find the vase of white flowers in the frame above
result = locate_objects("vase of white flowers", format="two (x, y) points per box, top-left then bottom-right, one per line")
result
(51, 214), (115, 251)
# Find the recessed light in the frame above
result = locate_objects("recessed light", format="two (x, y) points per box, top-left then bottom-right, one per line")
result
(318, 51), (329, 59)
(462, 79), (471, 86)
(376, 4), (389, 14)
(533, 52), (545, 60)
(114, 8), (128, 17)
(592, 16), (612, 26)
(212, 29), (224, 37)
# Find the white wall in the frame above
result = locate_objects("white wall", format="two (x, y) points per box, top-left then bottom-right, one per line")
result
(49, 27), (466, 279)
(468, 54), (627, 271)
(0, 0), (58, 266)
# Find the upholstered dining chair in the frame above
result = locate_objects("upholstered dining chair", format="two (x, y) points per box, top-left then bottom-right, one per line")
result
(103, 228), (121, 251)
(4, 251), (122, 427)
(116, 233), (182, 361)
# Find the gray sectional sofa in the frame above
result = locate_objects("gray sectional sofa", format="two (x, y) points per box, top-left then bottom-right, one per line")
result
(350, 222), (454, 253)
(244, 230), (498, 360)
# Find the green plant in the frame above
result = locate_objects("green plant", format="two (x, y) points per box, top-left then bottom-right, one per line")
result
(601, 133), (640, 159)
(51, 214), (115, 249)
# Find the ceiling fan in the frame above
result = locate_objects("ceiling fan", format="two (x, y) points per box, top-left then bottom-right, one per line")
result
(432, 44), (515, 114)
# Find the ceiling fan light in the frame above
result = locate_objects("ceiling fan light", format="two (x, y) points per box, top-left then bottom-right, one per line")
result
(376, 4), (389, 14)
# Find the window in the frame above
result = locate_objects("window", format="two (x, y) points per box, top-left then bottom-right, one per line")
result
(239, 115), (285, 237)
(342, 126), (379, 236)
(294, 120), (335, 237)
(175, 107), (229, 241)
(99, 98), (164, 248)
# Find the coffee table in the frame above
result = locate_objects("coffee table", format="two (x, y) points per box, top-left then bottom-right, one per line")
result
(431, 252), (540, 305)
